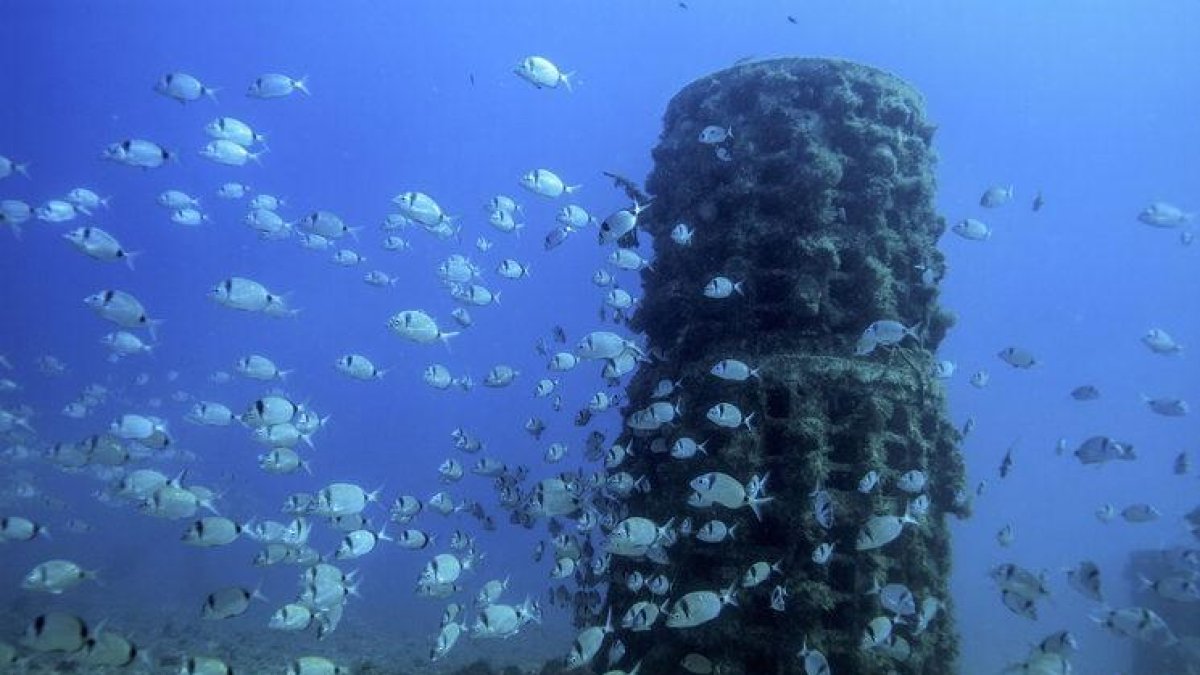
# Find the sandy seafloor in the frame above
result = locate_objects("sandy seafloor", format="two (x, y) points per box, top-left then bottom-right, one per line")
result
(1, 592), (576, 674)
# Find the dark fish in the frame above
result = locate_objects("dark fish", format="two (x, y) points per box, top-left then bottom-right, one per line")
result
(544, 225), (573, 251)
(1032, 189), (1044, 211)
(1070, 384), (1100, 401)
(552, 326), (567, 343)
(999, 447), (1014, 479)
(787, 15), (798, 24)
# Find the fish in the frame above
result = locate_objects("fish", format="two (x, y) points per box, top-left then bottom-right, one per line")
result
(998, 346), (1038, 368)
(520, 168), (579, 198)
(182, 517), (244, 547)
(388, 310), (459, 344)
(951, 217), (991, 240)
(969, 370), (990, 388)
(1032, 189), (1045, 211)
(236, 354), (290, 381)
(335, 354), (385, 380)
(770, 585), (789, 612)
(202, 586), (265, 619)
(798, 638), (831, 675)
(703, 276), (744, 298)
(896, 469), (927, 493)
(1137, 201), (1193, 227)
(64, 227), (138, 268)
(1121, 503), (1160, 522)
(979, 184), (1014, 207)
(247, 73), (310, 98)
(1141, 328), (1183, 354)
(856, 509), (917, 551)
(20, 612), (90, 652)
(812, 542), (834, 565)
(206, 116), (266, 146)
(217, 182), (250, 199)
(200, 139), (264, 166)
(514, 56), (574, 91)
(857, 470), (881, 493)
(664, 582), (738, 628)
(1066, 560), (1103, 601)
(0, 155), (30, 179)
(1073, 436), (1135, 465)
(996, 524), (1014, 547)
(671, 223), (694, 245)
(706, 402), (755, 430)
(811, 489), (834, 528)
(154, 72), (218, 103)
(699, 125), (733, 144)
(1139, 573), (1200, 602)
(710, 358), (760, 381)
(21, 559), (98, 594)
(35, 199), (80, 223)
(1092, 606), (1177, 646)
(1070, 384), (1100, 401)
(104, 138), (175, 168)
(1142, 394), (1189, 417)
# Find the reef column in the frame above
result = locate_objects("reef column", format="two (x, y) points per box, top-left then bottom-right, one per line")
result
(615, 58), (964, 674)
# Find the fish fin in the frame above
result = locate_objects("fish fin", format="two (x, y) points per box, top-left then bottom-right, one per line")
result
(293, 75), (311, 95)
(203, 86), (220, 103)
(560, 71), (576, 92)
(123, 250), (142, 271)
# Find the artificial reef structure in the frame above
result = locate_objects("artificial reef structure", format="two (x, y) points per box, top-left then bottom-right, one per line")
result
(610, 58), (967, 673)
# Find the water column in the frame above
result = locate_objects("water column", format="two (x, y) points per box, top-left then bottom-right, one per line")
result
(612, 58), (966, 674)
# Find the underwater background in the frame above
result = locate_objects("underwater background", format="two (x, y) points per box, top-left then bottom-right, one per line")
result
(0, 1), (1198, 673)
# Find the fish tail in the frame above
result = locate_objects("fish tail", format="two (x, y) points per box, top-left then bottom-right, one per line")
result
(293, 75), (311, 96)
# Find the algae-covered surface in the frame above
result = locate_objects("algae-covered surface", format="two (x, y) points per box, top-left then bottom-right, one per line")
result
(611, 57), (966, 674)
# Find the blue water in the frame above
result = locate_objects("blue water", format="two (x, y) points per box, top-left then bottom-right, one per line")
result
(1, 1), (1198, 673)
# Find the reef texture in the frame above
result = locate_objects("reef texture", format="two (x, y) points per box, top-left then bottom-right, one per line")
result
(611, 58), (966, 674)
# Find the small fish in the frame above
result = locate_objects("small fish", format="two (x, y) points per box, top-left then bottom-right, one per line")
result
(857, 470), (880, 493)
(1073, 436), (1136, 465)
(1070, 384), (1100, 401)
(520, 168), (578, 198)
(979, 185), (1014, 208)
(514, 56), (574, 91)
(154, 72), (218, 103)
(703, 276), (744, 299)
(1142, 394), (1189, 417)
(1141, 328), (1183, 355)
(996, 524), (1014, 547)
(999, 443), (1016, 478)
(998, 346), (1037, 368)
(1121, 503), (1160, 523)
(247, 73), (309, 98)
(1066, 560), (1103, 601)
(1095, 503), (1116, 523)
(969, 370), (990, 388)
(770, 585), (788, 612)
(811, 542), (834, 565)
(699, 125), (733, 144)
(895, 470), (927, 493)
(811, 489), (834, 528)
(951, 218), (991, 240)
(1137, 201), (1193, 228)
(671, 223), (694, 245)
(1175, 451), (1191, 475)
(1031, 189), (1045, 212)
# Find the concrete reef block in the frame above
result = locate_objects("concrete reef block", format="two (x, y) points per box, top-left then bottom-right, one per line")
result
(610, 58), (964, 674)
